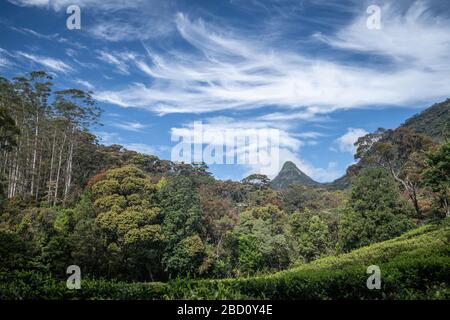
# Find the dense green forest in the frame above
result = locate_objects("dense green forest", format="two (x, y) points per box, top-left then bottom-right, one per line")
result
(0, 71), (449, 299)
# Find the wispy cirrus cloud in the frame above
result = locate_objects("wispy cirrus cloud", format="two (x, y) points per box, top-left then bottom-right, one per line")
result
(0, 48), (12, 67)
(16, 51), (73, 73)
(75, 79), (94, 90)
(10, 26), (55, 39)
(89, 15), (174, 42)
(8, 0), (145, 11)
(96, 4), (450, 117)
(316, 1), (450, 71)
(8, 0), (176, 42)
(9, 26), (87, 49)
(111, 121), (148, 132)
(96, 50), (137, 75)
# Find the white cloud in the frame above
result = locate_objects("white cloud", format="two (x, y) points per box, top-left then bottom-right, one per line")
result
(123, 143), (156, 155)
(8, 0), (49, 7)
(95, 131), (159, 155)
(89, 16), (174, 42)
(0, 48), (11, 68)
(10, 26), (54, 39)
(334, 128), (368, 155)
(10, 26), (86, 49)
(111, 121), (148, 132)
(96, 6), (450, 117)
(257, 148), (342, 182)
(8, 0), (175, 42)
(169, 117), (340, 181)
(170, 116), (304, 150)
(0, 57), (9, 67)
(96, 50), (134, 75)
(16, 51), (73, 73)
(8, 0), (146, 11)
(317, 1), (450, 71)
(90, 21), (142, 42)
(95, 131), (120, 147)
(75, 79), (94, 90)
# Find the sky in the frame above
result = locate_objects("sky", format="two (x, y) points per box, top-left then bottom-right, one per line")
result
(1, 0), (449, 182)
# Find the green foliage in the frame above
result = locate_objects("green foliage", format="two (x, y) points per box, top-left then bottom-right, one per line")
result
(423, 141), (450, 217)
(163, 220), (450, 300)
(0, 105), (19, 151)
(53, 209), (76, 233)
(1, 221), (447, 300)
(157, 175), (204, 277)
(401, 98), (450, 142)
(281, 184), (346, 214)
(339, 167), (413, 251)
(235, 205), (290, 274)
(89, 165), (164, 280)
(289, 212), (332, 262)
(166, 235), (206, 276)
(0, 271), (167, 300)
(354, 127), (435, 217)
(0, 229), (33, 270)
(241, 174), (270, 188)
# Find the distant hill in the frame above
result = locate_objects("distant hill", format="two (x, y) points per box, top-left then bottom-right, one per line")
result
(270, 161), (319, 190)
(323, 173), (351, 191)
(401, 99), (450, 142)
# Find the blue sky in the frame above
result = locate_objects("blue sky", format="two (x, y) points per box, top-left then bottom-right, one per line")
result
(1, 0), (449, 182)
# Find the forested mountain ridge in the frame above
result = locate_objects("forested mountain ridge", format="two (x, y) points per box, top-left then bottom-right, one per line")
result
(401, 99), (450, 142)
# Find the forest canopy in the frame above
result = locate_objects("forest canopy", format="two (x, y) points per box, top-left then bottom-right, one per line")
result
(0, 71), (449, 287)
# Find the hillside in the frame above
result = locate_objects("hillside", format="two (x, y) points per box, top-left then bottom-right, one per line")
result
(323, 173), (352, 191)
(401, 99), (450, 142)
(270, 161), (320, 190)
(165, 220), (450, 299)
(307, 98), (450, 191)
(2, 220), (448, 299)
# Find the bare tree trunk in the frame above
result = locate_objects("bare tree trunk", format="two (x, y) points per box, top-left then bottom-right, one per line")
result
(48, 129), (57, 204)
(8, 115), (22, 198)
(146, 264), (154, 282)
(408, 184), (421, 217)
(7, 152), (15, 197)
(30, 111), (39, 195)
(63, 126), (75, 204)
(23, 129), (30, 193)
(388, 165), (422, 217)
(54, 132), (67, 206)
(10, 148), (20, 197)
(442, 198), (450, 217)
(35, 151), (42, 201)
(1, 151), (8, 175)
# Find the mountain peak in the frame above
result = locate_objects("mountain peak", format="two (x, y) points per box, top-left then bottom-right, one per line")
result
(270, 161), (319, 190)
(281, 161), (297, 170)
